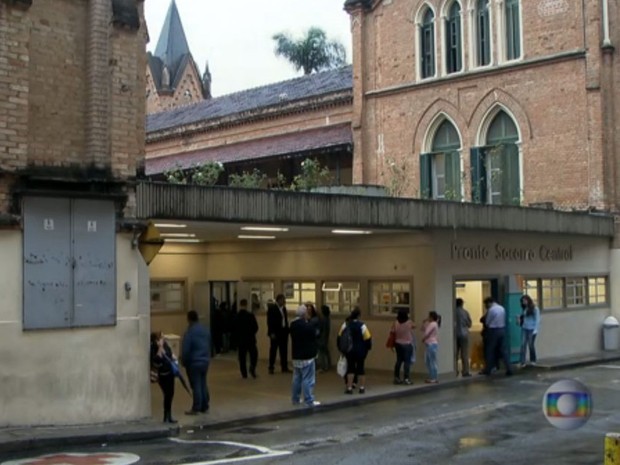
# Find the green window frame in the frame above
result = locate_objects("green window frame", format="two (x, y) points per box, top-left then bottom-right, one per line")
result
(476, 0), (491, 66)
(471, 111), (520, 205)
(420, 8), (435, 79)
(445, 1), (462, 74)
(421, 120), (461, 200)
(505, 0), (521, 60)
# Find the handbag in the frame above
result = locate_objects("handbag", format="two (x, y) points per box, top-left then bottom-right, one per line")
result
(386, 324), (396, 349)
(337, 355), (348, 377)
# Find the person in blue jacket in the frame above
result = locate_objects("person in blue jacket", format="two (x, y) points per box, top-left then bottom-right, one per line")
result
(519, 295), (541, 367)
(181, 310), (211, 415)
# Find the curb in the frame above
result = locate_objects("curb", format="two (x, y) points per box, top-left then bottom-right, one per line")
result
(534, 354), (620, 372)
(0, 423), (178, 455)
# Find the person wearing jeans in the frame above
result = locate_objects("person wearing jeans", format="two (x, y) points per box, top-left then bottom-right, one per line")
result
(422, 311), (441, 384)
(181, 310), (211, 415)
(290, 305), (320, 407)
(392, 309), (415, 385)
(519, 295), (541, 367)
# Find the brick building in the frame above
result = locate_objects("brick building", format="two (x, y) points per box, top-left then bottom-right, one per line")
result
(146, 0), (211, 114)
(0, 0), (150, 426)
(343, 0), (619, 211)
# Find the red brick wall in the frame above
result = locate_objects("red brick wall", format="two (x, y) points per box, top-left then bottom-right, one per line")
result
(350, 0), (612, 211)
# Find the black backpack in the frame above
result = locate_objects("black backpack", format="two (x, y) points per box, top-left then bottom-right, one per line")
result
(338, 322), (354, 354)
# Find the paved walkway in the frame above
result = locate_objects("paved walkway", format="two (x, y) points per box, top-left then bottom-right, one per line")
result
(2, 350), (619, 454)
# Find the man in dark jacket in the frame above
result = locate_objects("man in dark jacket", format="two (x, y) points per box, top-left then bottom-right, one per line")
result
(290, 304), (320, 407)
(181, 310), (211, 415)
(235, 298), (259, 379)
(267, 294), (290, 374)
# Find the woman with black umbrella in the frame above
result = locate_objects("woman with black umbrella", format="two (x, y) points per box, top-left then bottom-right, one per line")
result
(150, 332), (178, 424)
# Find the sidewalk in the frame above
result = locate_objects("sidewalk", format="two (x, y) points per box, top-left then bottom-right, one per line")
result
(2, 350), (619, 454)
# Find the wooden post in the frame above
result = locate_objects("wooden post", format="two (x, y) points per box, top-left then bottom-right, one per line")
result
(605, 433), (620, 465)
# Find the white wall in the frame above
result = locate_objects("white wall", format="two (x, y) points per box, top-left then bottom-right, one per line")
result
(0, 232), (150, 426)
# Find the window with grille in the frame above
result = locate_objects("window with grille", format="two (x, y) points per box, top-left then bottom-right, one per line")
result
(322, 282), (360, 314)
(588, 277), (608, 305)
(371, 281), (412, 316)
(283, 281), (317, 308)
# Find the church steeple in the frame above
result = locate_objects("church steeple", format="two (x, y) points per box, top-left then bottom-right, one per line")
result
(146, 0), (212, 113)
(154, 0), (191, 72)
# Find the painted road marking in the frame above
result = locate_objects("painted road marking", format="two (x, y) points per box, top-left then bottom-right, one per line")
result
(2, 453), (140, 465)
(169, 438), (292, 464)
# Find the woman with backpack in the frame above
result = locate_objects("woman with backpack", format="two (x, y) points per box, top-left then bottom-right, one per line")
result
(338, 307), (372, 394)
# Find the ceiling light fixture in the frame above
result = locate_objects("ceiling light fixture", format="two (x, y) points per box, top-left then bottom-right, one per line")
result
(331, 229), (373, 235)
(241, 226), (289, 232)
(155, 223), (188, 229)
(238, 235), (276, 240)
(160, 233), (197, 238)
(164, 239), (201, 243)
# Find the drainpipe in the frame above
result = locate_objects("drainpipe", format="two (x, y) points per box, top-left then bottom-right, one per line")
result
(86, 0), (111, 168)
(602, 0), (612, 47)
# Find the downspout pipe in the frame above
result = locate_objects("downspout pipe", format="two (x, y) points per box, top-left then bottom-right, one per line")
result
(602, 0), (612, 47)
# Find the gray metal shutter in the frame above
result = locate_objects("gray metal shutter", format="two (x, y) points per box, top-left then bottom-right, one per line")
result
(72, 199), (116, 327)
(23, 198), (73, 329)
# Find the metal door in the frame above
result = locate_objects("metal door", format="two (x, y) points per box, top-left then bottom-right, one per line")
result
(72, 199), (116, 327)
(23, 198), (72, 329)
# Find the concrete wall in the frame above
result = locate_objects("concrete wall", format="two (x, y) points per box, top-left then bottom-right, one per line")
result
(0, 232), (150, 427)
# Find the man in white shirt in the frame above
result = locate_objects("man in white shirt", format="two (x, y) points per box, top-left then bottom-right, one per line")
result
(481, 297), (513, 377)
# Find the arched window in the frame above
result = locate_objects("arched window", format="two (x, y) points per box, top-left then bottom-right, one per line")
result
(475, 0), (491, 66)
(420, 120), (462, 200)
(445, 2), (462, 74)
(470, 110), (520, 205)
(420, 8), (436, 79)
(505, 0), (521, 60)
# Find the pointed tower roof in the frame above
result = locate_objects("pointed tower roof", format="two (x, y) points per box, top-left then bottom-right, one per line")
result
(154, 0), (191, 72)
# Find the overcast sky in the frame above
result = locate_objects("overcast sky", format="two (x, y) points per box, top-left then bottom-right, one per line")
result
(144, 0), (353, 97)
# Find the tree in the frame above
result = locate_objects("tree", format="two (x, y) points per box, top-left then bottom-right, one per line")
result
(272, 27), (347, 75)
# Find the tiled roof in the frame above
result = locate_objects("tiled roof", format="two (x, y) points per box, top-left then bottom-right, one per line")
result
(145, 124), (352, 175)
(147, 65), (353, 134)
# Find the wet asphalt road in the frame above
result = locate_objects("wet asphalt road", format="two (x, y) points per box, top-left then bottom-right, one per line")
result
(2, 364), (619, 465)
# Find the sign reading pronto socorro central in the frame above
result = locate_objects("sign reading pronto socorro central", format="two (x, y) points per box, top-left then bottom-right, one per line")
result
(451, 242), (573, 262)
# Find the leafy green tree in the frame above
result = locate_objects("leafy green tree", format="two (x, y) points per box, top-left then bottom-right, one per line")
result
(228, 169), (268, 188)
(272, 27), (347, 75)
(291, 158), (332, 191)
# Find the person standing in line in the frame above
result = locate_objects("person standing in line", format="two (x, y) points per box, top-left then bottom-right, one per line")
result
(519, 294), (541, 367)
(181, 310), (211, 415)
(480, 297), (513, 377)
(339, 307), (372, 394)
(235, 298), (259, 379)
(267, 294), (290, 374)
(150, 332), (177, 423)
(422, 311), (441, 384)
(317, 305), (332, 372)
(455, 298), (472, 377)
(290, 304), (321, 407)
(392, 309), (415, 385)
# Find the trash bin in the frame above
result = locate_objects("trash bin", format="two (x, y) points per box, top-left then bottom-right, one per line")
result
(603, 316), (620, 351)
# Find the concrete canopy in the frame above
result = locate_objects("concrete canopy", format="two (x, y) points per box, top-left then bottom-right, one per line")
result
(136, 182), (614, 238)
